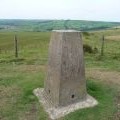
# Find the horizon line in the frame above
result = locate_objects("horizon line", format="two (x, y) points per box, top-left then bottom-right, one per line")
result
(0, 18), (120, 23)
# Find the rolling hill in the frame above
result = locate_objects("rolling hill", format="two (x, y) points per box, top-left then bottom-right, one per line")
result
(0, 19), (120, 32)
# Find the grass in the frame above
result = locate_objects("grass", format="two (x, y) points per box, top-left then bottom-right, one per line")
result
(0, 63), (119, 120)
(0, 32), (50, 61)
(0, 29), (120, 120)
(0, 63), (48, 120)
(63, 80), (118, 120)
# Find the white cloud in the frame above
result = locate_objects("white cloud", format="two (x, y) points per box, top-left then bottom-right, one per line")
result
(0, 0), (120, 22)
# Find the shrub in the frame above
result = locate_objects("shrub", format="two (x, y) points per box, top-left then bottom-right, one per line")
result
(93, 47), (98, 54)
(83, 44), (93, 53)
(82, 32), (90, 36)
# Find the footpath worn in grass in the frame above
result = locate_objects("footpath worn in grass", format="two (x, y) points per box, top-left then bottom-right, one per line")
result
(0, 30), (120, 120)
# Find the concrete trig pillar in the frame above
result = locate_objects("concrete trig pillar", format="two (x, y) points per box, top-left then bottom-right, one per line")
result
(44, 30), (87, 107)
(34, 30), (98, 120)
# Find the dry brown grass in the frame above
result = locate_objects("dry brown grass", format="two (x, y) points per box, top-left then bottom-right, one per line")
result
(18, 103), (40, 120)
(86, 68), (120, 120)
(105, 35), (120, 41)
(0, 85), (22, 119)
(86, 68), (120, 85)
(14, 65), (46, 73)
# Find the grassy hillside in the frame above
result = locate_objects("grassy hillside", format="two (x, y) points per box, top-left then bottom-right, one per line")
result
(0, 19), (120, 32)
(0, 29), (120, 120)
(0, 29), (120, 70)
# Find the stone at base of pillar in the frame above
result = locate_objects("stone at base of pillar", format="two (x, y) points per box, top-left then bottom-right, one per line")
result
(33, 88), (98, 120)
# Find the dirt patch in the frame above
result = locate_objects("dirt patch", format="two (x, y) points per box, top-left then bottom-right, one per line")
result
(0, 85), (21, 107)
(19, 103), (39, 120)
(114, 92), (120, 120)
(105, 35), (120, 41)
(14, 65), (46, 73)
(86, 68), (120, 85)
(0, 85), (22, 119)
(18, 102), (40, 120)
(86, 68), (120, 119)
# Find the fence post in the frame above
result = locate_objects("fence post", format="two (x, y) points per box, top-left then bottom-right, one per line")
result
(101, 35), (105, 56)
(14, 35), (18, 58)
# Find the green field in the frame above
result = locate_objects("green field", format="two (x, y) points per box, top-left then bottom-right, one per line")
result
(0, 29), (120, 120)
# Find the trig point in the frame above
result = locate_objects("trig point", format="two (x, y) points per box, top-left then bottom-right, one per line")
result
(34, 30), (98, 120)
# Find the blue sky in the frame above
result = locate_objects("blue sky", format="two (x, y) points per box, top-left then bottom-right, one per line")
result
(0, 0), (120, 22)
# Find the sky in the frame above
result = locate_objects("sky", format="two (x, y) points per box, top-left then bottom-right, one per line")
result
(0, 0), (120, 22)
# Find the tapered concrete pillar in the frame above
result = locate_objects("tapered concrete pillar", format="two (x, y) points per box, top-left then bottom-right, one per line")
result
(34, 30), (98, 120)
(44, 30), (87, 107)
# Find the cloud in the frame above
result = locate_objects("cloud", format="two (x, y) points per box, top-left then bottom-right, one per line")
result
(0, 0), (120, 22)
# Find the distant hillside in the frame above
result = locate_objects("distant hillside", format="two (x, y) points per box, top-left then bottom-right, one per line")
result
(0, 19), (120, 32)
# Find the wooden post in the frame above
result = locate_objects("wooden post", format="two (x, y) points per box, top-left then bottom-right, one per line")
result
(101, 35), (105, 56)
(14, 35), (18, 58)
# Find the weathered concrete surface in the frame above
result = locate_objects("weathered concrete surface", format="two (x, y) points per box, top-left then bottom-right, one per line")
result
(44, 30), (87, 107)
(33, 88), (98, 120)
(34, 30), (98, 119)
